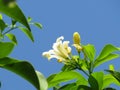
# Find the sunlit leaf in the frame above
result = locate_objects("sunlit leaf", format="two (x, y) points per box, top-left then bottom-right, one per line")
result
(0, 57), (41, 90)
(94, 44), (120, 67)
(36, 71), (48, 90)
(102, 74), (120, 89)
(106, 70), (120, 83)
(6, 33), (17, 45)
(47, 71), (87, 88)
(88, 72), (104, 90)
(96, 44), (119, 60)
(19, 27), (34, 42)
(83, 44), (96, 61)
(0, 0), (31, 31)
(94, 54), (119, 68)
(0, 42), (14, 58)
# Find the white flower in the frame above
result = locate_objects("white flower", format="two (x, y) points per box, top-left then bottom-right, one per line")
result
(42, 36), (72, 63)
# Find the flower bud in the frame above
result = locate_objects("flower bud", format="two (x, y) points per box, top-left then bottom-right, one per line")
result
(73, 32), (81, 44)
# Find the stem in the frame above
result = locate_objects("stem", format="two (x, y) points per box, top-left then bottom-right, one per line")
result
(77, 66), (89, 77)
(3, 26), (18, 35)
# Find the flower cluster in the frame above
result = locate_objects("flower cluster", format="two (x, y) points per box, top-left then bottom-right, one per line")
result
(42, 32), (82, 64)
(42, 36), (71, 63)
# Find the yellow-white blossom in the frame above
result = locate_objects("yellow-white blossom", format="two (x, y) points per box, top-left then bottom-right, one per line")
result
(42, 36), (71, 63)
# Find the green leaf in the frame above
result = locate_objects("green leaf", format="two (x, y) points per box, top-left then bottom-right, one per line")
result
(0, 57), (41, 90)
(58, 83), (78, 90)
(88, 72), (104, 90)
(47, 71), (88, 88)
(34, 22), (42, 29)
(36, 71), (48, 90)
(106, 70), (120, 83)
(0, 19), (7, 32)
(94, 44), (120, 67)
(0, 42), (14, 58)
(6, 33), (17, 45)
(0, 0), (31, 31)
(83, 44), (96, 61)
(19, 27), (34, 42)
(102, 74), (120, 89)
(27, 17), (32, 22)
(94, 54), (119, 68)
(11, 19), (17, 27)
(96, 44), (119, 60)
(103, 87), (116, 90)
(78, 85), (92, 90)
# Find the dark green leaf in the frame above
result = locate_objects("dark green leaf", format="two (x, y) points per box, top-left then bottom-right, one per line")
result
(19, 27), (34, 42)
(103, 87), (116, 90)
(78, 85), (92, 90)
(0, 19), (7, 32)
(11, 19), (17, 27)
(47, 71), (87, 88)
(6, 33), (17, 45)
(83, 44), (96, 61)
(0, 0), (31, 31)
(0, 57), (40, 90)
(88, 72), (104, 90)
(0, 42), (14, 58)
(34, 22), (42, 29)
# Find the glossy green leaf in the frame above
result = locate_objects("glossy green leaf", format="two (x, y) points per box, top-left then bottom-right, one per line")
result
(0, 0), (31, 31)
(95, 44), (119, 60)
(88, 72), (104, 90)
(36, 71), (48, 90)
(106, 70), (120, 83)
(34, 22), (42, 29)
(83, 44), (96, 61)
(19, 27), (34, 42)
(0, 19), (7, 32)
(94, 44), (120, 67)
(0, 42), (14, 58)
(0, 57), (40, 90)
(6, 33), (17, 45)
(47, 71), (87, 88)
(94, 54), (119, 68)
(102, 74), (120, 89)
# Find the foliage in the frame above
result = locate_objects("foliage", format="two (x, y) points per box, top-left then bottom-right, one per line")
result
(0, 0), (120, 90)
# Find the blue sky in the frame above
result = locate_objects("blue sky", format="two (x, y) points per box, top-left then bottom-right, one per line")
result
(1, 0), (120, 90)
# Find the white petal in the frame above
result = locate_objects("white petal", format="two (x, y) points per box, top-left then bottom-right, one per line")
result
(42, 51), (51, 59)
(56, 36), (64, 42)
